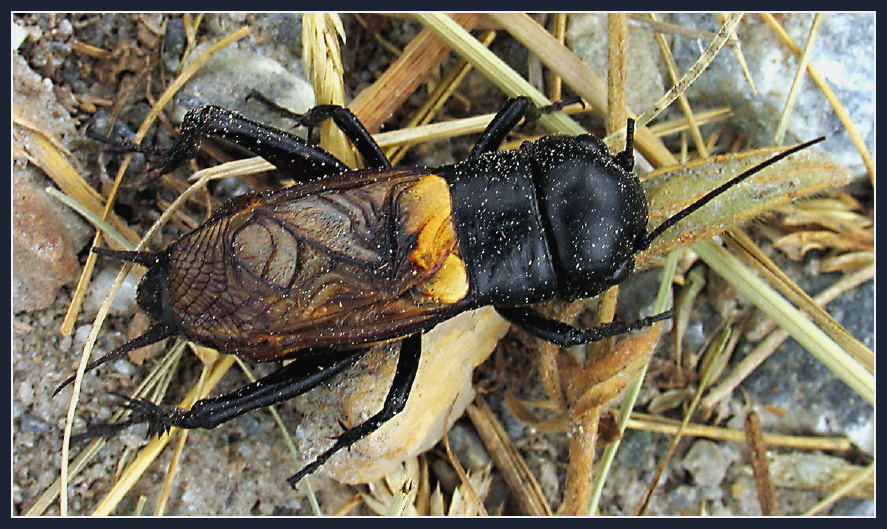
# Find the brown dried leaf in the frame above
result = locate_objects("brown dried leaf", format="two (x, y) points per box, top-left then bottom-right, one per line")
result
(773, 230), (866, 261)
(503, 392), (568, 432)
(567, 324), (663, 416)
(820, 251), (874, 273)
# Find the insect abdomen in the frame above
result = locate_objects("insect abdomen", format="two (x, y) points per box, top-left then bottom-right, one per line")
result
(164, 171), (470, 361)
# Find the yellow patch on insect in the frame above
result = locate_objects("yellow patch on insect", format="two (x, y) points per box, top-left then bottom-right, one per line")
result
(399, 175), (469, 304)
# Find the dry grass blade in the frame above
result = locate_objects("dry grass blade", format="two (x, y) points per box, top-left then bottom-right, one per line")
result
(759, 13), (874, 182)
(350, 13), (481, 133)
(803, 463), (874, 516)
(773, 13), (825, 145)
(627, 413), (850, 451)
(466, 395), (552, 516)
(649, 13), (708, 158)
(442, 431), (488, 515)
(744, 411), (778, 515)
(723, 229), (873, 371)
(702, 264), (874, 410)
(716, 12), (758, 95)
(302, 13), (358, 168)
(414, 13), (584, 136)
(91, 356), (236, 515)
(693, 240), (872, 404)
(647, 107), (733, 137)
(633, 13), (743, 130)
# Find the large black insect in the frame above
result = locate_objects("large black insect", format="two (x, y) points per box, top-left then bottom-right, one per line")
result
(60, 96), (822, 487)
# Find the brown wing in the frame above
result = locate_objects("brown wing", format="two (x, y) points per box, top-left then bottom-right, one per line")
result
(166, 170), (471, 361)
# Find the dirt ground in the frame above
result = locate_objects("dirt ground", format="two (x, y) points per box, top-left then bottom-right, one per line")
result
(12, 13), (873, 516)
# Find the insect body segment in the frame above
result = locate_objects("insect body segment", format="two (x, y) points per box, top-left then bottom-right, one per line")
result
(160, 169), (470, 361)
(69, 96), (824, 488)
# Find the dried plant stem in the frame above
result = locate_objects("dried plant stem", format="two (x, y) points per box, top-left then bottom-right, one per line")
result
(759, 13), (874, 182)
(373, 102), (587, 149)
(802, 463), (874, 516)
(351, 13), (481, 133)
(625, 14), (734, 44)
(605, 13), (628, 134)
(702, 264), (874, 409)
(443, 428), (488, 516)
(559, 408), (600, 515)
(548, 14), (567, 101)
(649, 13), (708, 158)
(717, 12), (758, 95)
(744, 411), (778, 515)
(627, 413), (850, 451)
(587, 251), (679, 515)
(693, 239), (872, 405)
(633, 13), (743, 130)
(467, 396), (552, 516)
(723, 229), (873, 371)
(773, 14), (824, 145)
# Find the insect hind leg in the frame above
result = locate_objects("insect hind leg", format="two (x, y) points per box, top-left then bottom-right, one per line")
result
(247, 90), (391, 169)
(496, 305), (672, 347)
(77, 347), (368, 443)
(287, 333), (422, 488)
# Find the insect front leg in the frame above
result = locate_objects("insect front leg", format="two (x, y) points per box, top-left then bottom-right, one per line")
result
(286, 333), (422, 488)
(469, 96), (581, 157)
(495, 306), (672, 347)
(248, 91), (390, 169)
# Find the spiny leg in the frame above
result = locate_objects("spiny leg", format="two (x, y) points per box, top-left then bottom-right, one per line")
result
(469, 96), (582, 157)
(85, 347), (369, 440)
(247, 91), (390, 169)
(91, 104), (351, 184)
(287, 333), (422, 487)
(495, 306), (672, 347)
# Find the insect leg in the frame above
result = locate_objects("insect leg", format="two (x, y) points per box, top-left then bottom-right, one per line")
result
(495, 306), (673, 347)
(96, 347), (368, 439)
(469, 96), (582, 157)
(247, 91), (390, 168)
(286, 333), (422, 487)
(92, 105), (351, 184)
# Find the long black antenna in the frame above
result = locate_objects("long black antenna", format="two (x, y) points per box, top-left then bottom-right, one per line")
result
(641, 137), (826, 250)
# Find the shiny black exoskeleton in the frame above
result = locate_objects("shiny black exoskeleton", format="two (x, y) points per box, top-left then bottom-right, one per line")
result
(67, 96), (823, 487)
